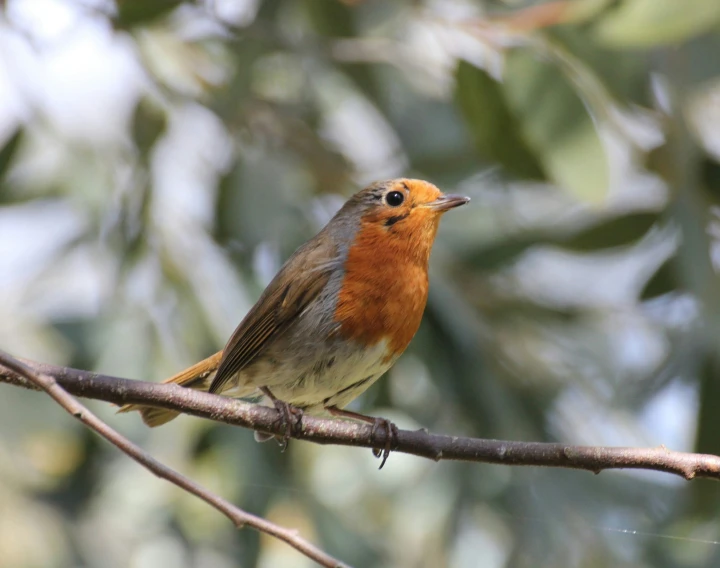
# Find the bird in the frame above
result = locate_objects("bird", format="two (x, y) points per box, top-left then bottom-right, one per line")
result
(121, 179), (468, 465)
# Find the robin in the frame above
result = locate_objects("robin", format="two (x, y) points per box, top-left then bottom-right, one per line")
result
(121, 179), (468, 465)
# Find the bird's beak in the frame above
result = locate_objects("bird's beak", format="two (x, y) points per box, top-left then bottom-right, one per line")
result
(426, 194), (470, 212)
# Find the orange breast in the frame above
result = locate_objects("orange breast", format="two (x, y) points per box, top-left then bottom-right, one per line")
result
(334, 220), (432, 360)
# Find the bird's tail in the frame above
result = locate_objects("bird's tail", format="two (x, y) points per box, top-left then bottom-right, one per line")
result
(118, 351), (223, 427)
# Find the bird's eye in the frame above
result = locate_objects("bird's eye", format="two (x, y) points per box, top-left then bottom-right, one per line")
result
(385, 191), (405, 207)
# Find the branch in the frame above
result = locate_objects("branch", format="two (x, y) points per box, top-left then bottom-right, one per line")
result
(2, 355), (720, 481)
(0, 351), (348, 568)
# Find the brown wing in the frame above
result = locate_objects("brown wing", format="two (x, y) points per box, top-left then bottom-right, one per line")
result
(209, 232), (338, 394)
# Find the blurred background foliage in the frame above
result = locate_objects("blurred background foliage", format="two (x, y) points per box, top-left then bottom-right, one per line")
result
(1, 0), (720, 566)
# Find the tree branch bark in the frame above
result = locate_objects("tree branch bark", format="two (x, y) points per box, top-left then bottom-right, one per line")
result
(0, 351), (348, 568)
(2, 354), (720, 481)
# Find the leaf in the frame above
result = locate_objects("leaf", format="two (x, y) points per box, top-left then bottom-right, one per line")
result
(460, 212), (658, 271)
(640, 256), (679, 300)
(303, 0), (381, 102)
(454, 61), (546, 180)
(303, 0), (355, 37)
(561, 212), (659, 251)
(116, 0), (184, 28)
(0, 128), (23, 184)
(131, 98), (167, 157)
(702, 157), (720, 204)
(688, 77), (720, 165)
(462, 234), (550, 270)
(502, 49), (610, 203)
(594, 0), (720, 48)
(548, 27), (649, 107)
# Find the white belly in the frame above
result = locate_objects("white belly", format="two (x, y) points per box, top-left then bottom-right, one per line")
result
(224, 338), (395, 414)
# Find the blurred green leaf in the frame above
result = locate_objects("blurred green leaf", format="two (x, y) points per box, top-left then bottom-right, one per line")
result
(0, 128), (22, 185)
(479, 297), (582, 322)
(563, 0), (618, 24)
(462, 212), (659, 272)
(549, 27), (650, 106)
(454, 61), (546, 180)
(304, 0), (355, 37)
(131, 98), (167, 158)
(115, 0), (184, 28)
(594, 0), (720, 47)
(640, 257), (679, 299)
(462, 234), (550, 270)
(702, 158), (720, 205)
(503, 49), (611, 204)
(561, 212), (659, 251)
(302, 0), (382, 102)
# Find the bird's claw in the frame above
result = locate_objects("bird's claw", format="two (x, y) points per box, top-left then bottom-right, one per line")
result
(369, 417), (398, 469)
(271, 399), (304, 451)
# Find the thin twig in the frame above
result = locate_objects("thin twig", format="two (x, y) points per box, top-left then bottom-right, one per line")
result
(0, 350), (348, 568)
(2, 356), (720, 481)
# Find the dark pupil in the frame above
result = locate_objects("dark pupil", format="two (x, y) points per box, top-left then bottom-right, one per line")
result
(386, 191), (404, 207)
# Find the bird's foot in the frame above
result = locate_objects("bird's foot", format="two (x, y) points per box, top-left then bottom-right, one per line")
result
(271, 399), (304, 451)
(326, 405), (398, 469)
(369, 417), (399, 470)
(262, 387), (303, 451)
